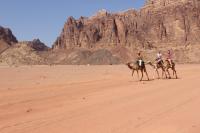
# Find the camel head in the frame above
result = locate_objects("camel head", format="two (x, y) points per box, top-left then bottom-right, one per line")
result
(146, 61), (158, 69)
(146, 61), (152, 65)
(165, 59), (170, 65)
(126, 62), (134, 70)
(165, 59), (175, 67)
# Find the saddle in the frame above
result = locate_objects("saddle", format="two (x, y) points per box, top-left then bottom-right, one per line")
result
(157, 59), (164, 66)
(137, 60), (144, 67)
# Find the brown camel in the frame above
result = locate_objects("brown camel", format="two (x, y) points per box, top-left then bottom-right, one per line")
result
(126, 62), (149, 81)
(147, 61), (167, 79)
(164, 60), (178, 79)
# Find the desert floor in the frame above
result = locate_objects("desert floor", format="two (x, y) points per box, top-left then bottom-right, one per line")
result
(0, 64), (200, 133)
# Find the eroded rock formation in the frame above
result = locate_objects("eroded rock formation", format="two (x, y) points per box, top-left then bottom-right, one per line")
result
(53, 0), (200, 50)
(0, 26), (18, 53)
(19, 39), (49, 51)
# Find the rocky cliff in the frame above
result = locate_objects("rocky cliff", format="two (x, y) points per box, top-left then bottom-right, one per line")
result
(20, 39), (49, 51)
(0, 26), (18, 53)
(53, 0), (200, 50)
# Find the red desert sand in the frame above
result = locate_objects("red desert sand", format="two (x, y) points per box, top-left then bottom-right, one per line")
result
(0, 64), (200, 133)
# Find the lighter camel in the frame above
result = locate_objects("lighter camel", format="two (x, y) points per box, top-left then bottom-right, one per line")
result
(164, 60), (178, 79)
(147, 61), (167, 79)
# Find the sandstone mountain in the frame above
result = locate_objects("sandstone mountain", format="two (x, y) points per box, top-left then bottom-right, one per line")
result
(20, 39), (49, 51)
(52, 0), (200, 63)
(0, 26), (18, 53)
(53, 0), (200, 49)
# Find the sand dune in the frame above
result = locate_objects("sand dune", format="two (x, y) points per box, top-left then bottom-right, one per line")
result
(0, 64), (200, 133)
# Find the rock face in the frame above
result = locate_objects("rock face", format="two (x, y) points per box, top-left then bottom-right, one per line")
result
(53, 0), (200, 50)
(0, 26), (17, 44)
(62, 49), (120, 65)
(145, 0), (188, 6)
(19, 39), (49, 51)
(0, 26), (18, 53)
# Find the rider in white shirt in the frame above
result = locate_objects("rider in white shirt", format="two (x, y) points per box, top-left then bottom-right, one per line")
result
(156, 51), (163, 64)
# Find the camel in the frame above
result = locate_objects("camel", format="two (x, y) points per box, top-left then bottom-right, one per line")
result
(126, 61), (150, 81)
(147, 61), (167, 79)
(164, 60), (178, 79)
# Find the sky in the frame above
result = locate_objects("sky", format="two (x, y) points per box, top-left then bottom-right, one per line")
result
(0, 0), (145, 47)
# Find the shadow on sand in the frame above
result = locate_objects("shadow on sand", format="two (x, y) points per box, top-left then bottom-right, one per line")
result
(129, 77), (181, 83)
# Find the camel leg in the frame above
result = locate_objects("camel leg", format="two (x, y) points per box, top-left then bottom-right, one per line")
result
(152, 69), (156, 79)
(172, 67), (175, 76)
(173, 68), (178, 79)
(156, 69), (160, 79)
(161, 69), (165, 78)
(144, 68), (150, 81)
(132, 69), (134, 77)
(166, 68), (171, 79)
(162, 67), (167, 79)
(164, 70), (167, 79)
(146, 71), (150, 80)
(163, 70), (167, 79)
(140, 70), (143, 81)
(137, 70), (139, 80)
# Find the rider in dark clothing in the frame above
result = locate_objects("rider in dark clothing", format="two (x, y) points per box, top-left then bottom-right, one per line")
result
(136, 51), (144, 67)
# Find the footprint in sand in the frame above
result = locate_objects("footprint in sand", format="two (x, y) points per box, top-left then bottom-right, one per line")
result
(26, 108), (33, 113)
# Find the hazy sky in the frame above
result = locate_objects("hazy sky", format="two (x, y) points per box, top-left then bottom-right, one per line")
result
(0, 0), (145, 46)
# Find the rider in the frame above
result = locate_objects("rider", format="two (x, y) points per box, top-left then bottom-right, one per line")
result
(166, 49), (173, 66)
(155, 51), (163, 65)
(136, 51), (143, 67)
